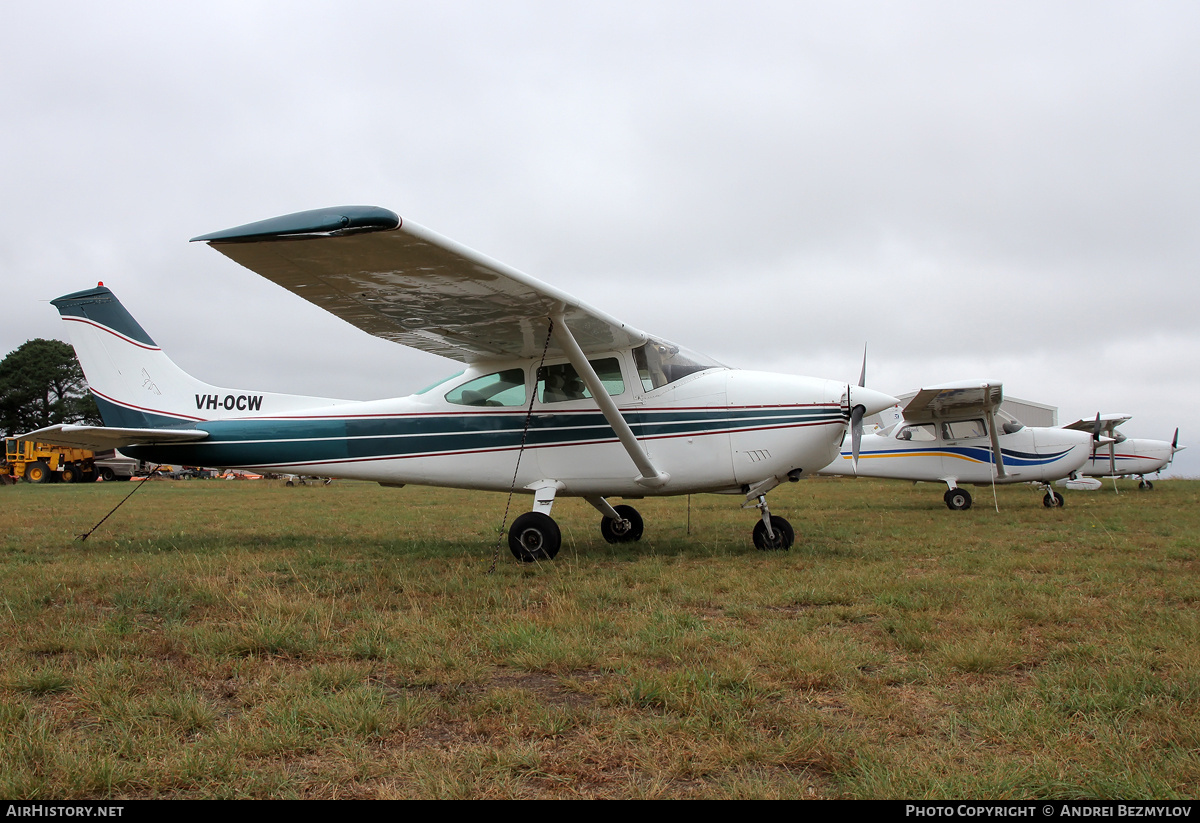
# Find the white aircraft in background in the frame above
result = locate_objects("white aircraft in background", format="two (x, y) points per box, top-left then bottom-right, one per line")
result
(817, 381), (1096, 510)
(1061, 414), (1182, 489)
(23, 205), (896, 560)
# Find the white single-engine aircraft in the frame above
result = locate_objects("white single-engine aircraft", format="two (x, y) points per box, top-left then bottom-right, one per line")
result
(816, 380), (1097, 509)
(25, 206), (896, 560)
(1061, 414), (1182, 489)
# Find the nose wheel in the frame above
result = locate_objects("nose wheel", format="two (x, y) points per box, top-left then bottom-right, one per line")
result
(1041, 486), (1065, 508)
(748, 494), (794, 551)
(753, 515), (794, 551)
(944, 487), (972, 511)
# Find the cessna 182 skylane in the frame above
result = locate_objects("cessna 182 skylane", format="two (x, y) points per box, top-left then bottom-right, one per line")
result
(25, 206), (896, 560)
(1062, 414), (1182, 489)
(816, 381), (1097, 509)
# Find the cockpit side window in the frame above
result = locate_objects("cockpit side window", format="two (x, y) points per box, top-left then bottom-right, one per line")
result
(444, 369), (527, 407)
(996, 409), (1025, 434)
(633, 340), (724, 391)
(536, 357), (625, 403)
(942, 419), (987, 440)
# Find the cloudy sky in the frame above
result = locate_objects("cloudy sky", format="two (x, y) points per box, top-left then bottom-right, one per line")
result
(3, 1), (1196, 476)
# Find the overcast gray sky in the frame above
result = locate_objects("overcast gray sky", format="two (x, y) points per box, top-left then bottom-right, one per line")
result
(3, 1), (1196, 476)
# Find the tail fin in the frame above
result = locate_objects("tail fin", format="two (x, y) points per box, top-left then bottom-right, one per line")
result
(52, 285), (349, 428)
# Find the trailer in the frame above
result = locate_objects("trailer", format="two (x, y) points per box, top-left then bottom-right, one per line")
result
(91, 449), (139, 482)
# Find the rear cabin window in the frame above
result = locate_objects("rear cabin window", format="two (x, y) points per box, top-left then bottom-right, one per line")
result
(896, 423), (937, 442)
(444, 369), (527, 407)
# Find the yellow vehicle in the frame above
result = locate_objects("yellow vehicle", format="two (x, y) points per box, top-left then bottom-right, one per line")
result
(1, 439), (96, 484)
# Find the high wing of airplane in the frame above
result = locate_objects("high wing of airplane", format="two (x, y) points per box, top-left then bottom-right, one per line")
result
(24, 205), (896, 560)
(1062, 414), (1182, 489)
(816, 380), (1096, 509)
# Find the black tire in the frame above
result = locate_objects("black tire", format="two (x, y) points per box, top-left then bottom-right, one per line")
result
(25, 461), (51, 484)
(100, 468), (116, 482)
(600, 504), (643, 543)
(752, 515), (794, 551)
(1139, 480), (1153, 491)
(944, 488), (972, 511)
(508, 512), (562, 562)
(1043, 491), (1065, 508)
(60, 465), (79, 484)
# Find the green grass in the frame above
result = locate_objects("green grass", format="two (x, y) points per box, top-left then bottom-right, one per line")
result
(1, 476), (1198, 798)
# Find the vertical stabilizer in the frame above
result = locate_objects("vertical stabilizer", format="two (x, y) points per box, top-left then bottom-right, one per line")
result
(52, 286), (350, 428)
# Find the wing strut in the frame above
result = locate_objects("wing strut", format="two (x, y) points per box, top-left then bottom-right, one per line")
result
(550, 313), (670, 488)
(984, 408), (1008, 479)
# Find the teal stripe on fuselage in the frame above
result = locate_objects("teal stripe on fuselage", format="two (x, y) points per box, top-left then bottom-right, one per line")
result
(124, 406), (842, 467)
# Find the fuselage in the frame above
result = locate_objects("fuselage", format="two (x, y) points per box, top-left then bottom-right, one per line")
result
(1079, 438), (1175, 478)
(818, 418), (1094, 486)
(126, 361), (871, 498)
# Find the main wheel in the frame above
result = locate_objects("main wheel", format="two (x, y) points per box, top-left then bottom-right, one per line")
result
(752, 515), (794, 551)
(60, 465), (79, 484)
(508, 512), (562, 562)
(600, 504), (643, 543)
(944, 487), (972, 510)
(1043, 491), (1065, 508)
(25, 461), (51, 484)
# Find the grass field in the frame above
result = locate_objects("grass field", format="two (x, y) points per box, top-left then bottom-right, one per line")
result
(1, 476), (1197, 799)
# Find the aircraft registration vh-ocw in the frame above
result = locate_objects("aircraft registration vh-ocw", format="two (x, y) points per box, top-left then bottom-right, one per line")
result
(27, 206), (896, 561)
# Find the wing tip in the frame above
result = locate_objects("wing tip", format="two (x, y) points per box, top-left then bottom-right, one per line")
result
(191, 206), (400, 243)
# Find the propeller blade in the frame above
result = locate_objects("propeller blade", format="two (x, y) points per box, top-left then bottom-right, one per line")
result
(858, 344), (867, 388)
(1173, 428), (1180, 451)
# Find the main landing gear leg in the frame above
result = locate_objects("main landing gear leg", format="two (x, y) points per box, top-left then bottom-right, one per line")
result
(586, 497), (644, 544)
(750, 494), (794, 551)
(509, 483), (563, 562)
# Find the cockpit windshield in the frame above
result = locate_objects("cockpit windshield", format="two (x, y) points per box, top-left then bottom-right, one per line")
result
(633, 338), (725, 391)
(996, 408), (1025, 434)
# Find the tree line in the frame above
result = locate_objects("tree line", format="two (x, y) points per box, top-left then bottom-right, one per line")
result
(0, 339), (101, 437)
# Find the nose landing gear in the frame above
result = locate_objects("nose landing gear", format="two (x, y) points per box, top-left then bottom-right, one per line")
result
(749, 493), (794, 551)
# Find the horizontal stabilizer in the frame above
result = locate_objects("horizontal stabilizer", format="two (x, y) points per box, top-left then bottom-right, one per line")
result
(15, 425), (209, 452)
